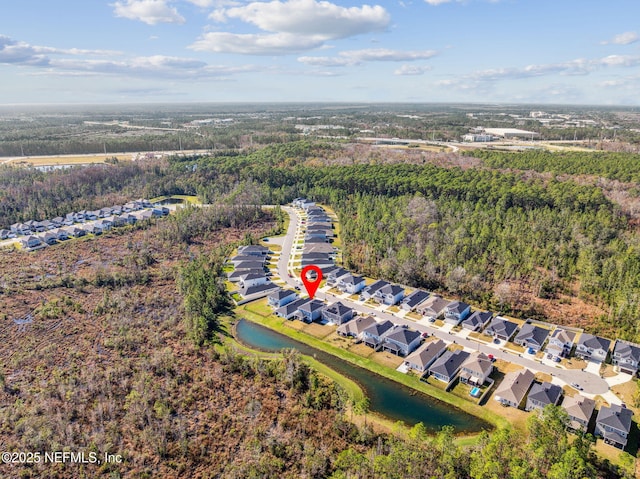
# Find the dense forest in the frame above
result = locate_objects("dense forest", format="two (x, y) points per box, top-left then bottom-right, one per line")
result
(471, 149), (640, 183)
(164, 142), (640, 342)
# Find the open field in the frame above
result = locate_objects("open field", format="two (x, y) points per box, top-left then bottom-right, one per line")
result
(1, 154), (112, 167)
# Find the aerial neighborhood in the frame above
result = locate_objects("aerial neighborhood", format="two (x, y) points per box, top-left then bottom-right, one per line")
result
(231, 198), (640, 451)
(0, 198), (169, 251)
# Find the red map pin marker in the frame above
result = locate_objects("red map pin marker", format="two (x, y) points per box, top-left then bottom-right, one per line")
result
(301, 265), (323, 299)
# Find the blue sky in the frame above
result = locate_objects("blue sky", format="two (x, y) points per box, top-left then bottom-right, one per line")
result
(1, 0), (640, 104)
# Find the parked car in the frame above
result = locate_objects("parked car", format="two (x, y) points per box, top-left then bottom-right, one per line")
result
(571, 383), (583, 391)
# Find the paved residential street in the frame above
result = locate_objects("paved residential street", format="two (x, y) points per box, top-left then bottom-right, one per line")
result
(273, 205), (625, 402)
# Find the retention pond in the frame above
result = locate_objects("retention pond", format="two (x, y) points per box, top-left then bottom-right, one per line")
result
(236, 318), (490, 434)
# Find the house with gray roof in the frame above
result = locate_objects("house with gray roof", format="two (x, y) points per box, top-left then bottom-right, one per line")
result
(595, 404), (633, 449)
(484, 316), (519, 342)
(238, 282), (280, 299)
(416, 295), (450, 320)
(382, 326), (422, 357)
(303, 243), (336, 255)
(513, 323), (551, 352)
(237, 245), (270, 257)
(404, 339), (447, 375)
(361, 280), (390, 300)
(239, 273), (268, 289)
(337, 274), (366, 294)
(494, 368), (535, 409)
(267, 289), (298, 309)
(428, 350), (470, 383)
(575, 333), (611, 363)
(229, 255), (267, 266)
(321, 302), (354, 325)
(401, 290), (430, 311)
(444, 301), (471, 325)
(325, 267), (350, 284)
(545, 328), (577, 360)
(298, 299), (325, 323)
(462, 311), (493, 331)
(562, 394), (595, 433)
(362, 320), (395, 349)
(373, 284), (405, 305)
(612, 340), (640, 375)
(525, 382), (562, 412)
(337, 316), (377, 340)
(459, 352), (493, 386)
(276, 298), (311, 320)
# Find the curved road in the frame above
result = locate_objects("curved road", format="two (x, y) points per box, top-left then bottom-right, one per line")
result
(276, 206), (614, 399)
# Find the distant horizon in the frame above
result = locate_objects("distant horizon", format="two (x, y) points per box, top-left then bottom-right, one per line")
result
(2, 1), (640, 105)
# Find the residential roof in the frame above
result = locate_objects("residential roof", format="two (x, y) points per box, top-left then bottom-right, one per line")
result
(446, 301), (470, 314)
(303, 244), (335, 254)
(384, 326), (421, 346)
(363, 280), (390, 295)
(340, 274), (365, 285)
(239, 282), (279, 297)
(494, 368), (535, 406)
(461, 352), (493, 377)
(596, 404), (633, 433)
(323, 301), (353, 317)
(405, 339), (447, 369)
(550, 328), (576, 345)
(240, 273), (266, 281)
(362, 320), (394, 338)
(298, 299), (325, 314)
(614, 340), (640, 363)
(429, 350), (470, 379)
(234, 261), (266, 270)
(577, 333), (611, 352)
(462, 311), (493, 329)
(238, 245), (270, 254)
(327, 267), (350, 279)
(527, 382), (562, 407)
(230, 255), (267, 264)
(378, 284), (404, 296)
(514, 323), (551, 347)
(276, 298), (311, 316)
(486, 317), (519, 339)
(401, 290), (430, 308)
(268, 289), (297, 301)
(418, 295), (450, 315)
(336, 315), (377, 336)
(562, 394), (595, 424)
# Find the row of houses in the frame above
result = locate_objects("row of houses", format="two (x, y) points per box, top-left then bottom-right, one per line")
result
(17, 206), (169, 251)
(495, 368), (634, 449)
(479, 315), (640, 375)
(1, 199), (163, 239)
(295, 199), (339, 270)
(227, 245), (282, 300)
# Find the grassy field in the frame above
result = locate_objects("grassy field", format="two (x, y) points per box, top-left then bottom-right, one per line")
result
(2, 154), (114, 167)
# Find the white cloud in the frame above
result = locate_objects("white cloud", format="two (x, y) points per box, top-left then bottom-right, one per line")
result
(222, 0), (389, 37)
(298, 48), (437, 66)
(191, 32), (326, 55)
(0, 35), (256, 80)
(394, 64), (431, 75)
(112, 0), (186, 25)
(198, 0), (390, 54)
(601, 31), (639, 45)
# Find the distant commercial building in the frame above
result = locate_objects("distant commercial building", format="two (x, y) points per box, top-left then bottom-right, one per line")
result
(484, 128), (540, 140)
